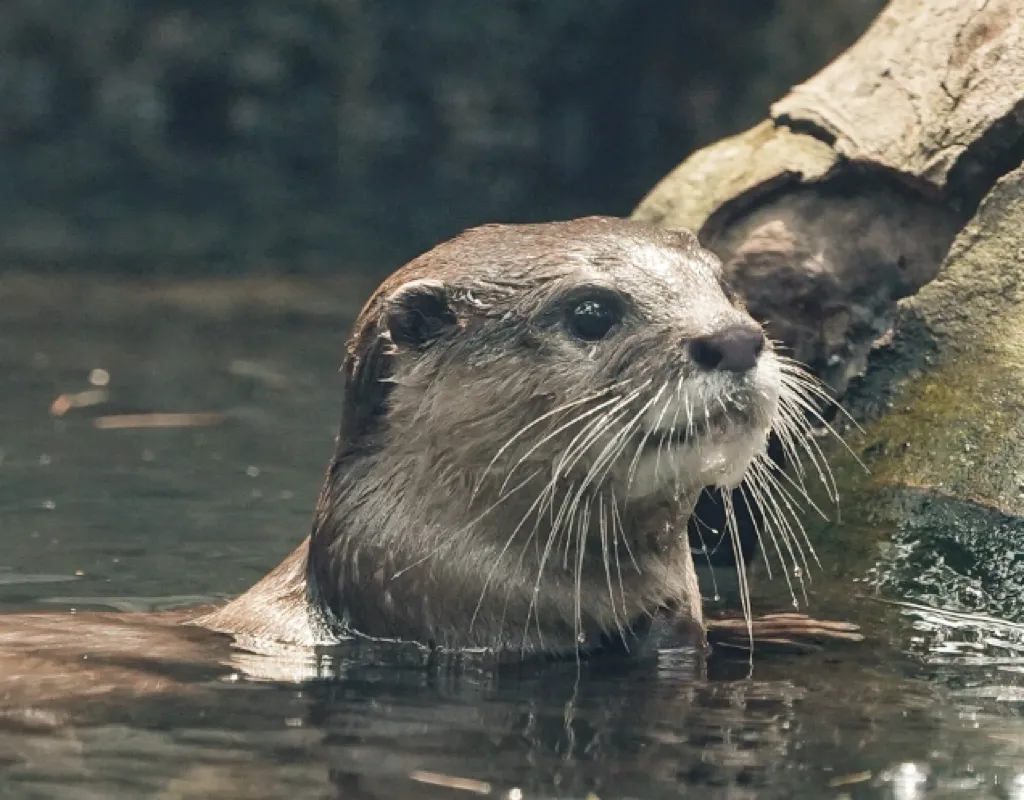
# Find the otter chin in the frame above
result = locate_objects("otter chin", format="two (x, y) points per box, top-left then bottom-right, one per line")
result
(193, 216), (847, 659)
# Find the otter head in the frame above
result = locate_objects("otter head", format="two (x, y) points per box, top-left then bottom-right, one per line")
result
(309, 217), (784, 655)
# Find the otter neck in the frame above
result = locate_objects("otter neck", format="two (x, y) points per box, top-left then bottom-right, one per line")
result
(307, 442), (704, 654)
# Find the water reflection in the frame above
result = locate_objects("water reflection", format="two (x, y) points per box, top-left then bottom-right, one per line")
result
(2, 624), (1022, 799)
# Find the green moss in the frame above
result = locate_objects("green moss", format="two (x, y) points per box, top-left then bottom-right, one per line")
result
(828, 343), (1024, 517)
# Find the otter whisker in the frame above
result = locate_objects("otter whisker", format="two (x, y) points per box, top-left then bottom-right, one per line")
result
(684, 391), (695, 441)
(504, 470), (589, 654)
(541, 389), (652, 562)
(512, 390), (643, 583)
(761, 435), (833, 522)
(531, 473), (589, 646)
(776, 357), (864, 432)
(606, 491), (633, 631)
(610, 486), (641, 576)
(482, 380), (631, 480)
(465, 468), (548, 633)
(736, 480), (780, 586)
(775, 390), (836, 496)
(721, 490), (755, 661)
(776, 388), (843, 502)
(664, 377), (688, 493)
(559, 412), (649, 568)
(572, 496), (592, 655)
(597, 493), (628, 645)
(579, 389), (662, 504)
(771, 404), (812, 484)
(735, 458), (810, 611)
(392, 465), (543, 584)
(642, 384), (676, 491)
(544, 390), (645, 525)
(514, 480), (573, 654)
(715, 395), (731, 421)
(751, 455), (821, 573)
(779, 373), (866, 473)
(744, 459), (811, 604)
(526, 381), (638, 643)
(624, 383), (670, 494)
(552, 383), (651, 480)
(542, 393), (652, 647)
(494, 389), (632, 498)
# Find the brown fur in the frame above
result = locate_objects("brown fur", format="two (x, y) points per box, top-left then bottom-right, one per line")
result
(198, 216), (776, 657)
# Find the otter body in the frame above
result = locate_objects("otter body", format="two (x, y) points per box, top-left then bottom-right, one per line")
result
(196, 217), (803, 658)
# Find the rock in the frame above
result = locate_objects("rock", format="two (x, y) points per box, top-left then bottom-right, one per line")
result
(847, 165), (1024, 517)
(827, 166), (1024, 621)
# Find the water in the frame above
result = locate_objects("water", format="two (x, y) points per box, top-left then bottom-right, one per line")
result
(2, 276), (1024, 799)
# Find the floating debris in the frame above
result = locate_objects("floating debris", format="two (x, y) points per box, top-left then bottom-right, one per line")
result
(50, 388), (109, 417)
(93, 412), (226, 430)
(829, 771), (872, 788)
(409, 771), (492, 795)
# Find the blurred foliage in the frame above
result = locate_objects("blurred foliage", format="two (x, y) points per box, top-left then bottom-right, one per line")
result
(0, 0), (885, 274)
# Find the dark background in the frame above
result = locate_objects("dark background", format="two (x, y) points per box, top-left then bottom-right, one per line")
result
(0, 0), (884, 277)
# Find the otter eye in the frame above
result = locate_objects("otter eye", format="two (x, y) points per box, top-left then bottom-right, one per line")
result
(569, 298), (620, 341)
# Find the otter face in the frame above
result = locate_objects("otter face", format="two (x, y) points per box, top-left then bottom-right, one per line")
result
(543, 238), (783, 501)
(347, 216), (781, 511)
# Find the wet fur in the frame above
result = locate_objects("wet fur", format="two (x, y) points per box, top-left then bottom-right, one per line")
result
(199, 217), (834, 658)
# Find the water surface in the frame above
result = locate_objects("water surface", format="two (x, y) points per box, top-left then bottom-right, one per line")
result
(2, 276), (1023, 799)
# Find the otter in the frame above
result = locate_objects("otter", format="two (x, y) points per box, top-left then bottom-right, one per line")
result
(189, 216), (857, 659)
(0, 217), (860, 714)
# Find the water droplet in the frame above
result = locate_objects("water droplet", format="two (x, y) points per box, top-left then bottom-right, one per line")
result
(713, 594), (721, 602)
(246, 465), (260, 477)
(88, 368), (110, 387)
(40, 499), (56, 510)
(792, 566), (803, 579)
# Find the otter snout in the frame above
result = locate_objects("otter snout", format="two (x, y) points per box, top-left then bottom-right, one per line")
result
(689, 324), (766, 373)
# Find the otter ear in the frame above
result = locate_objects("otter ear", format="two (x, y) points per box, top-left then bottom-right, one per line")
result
(383, 279), (458, 347)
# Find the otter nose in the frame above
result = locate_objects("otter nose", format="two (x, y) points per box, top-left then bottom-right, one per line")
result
(689, 325), (765, 372)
